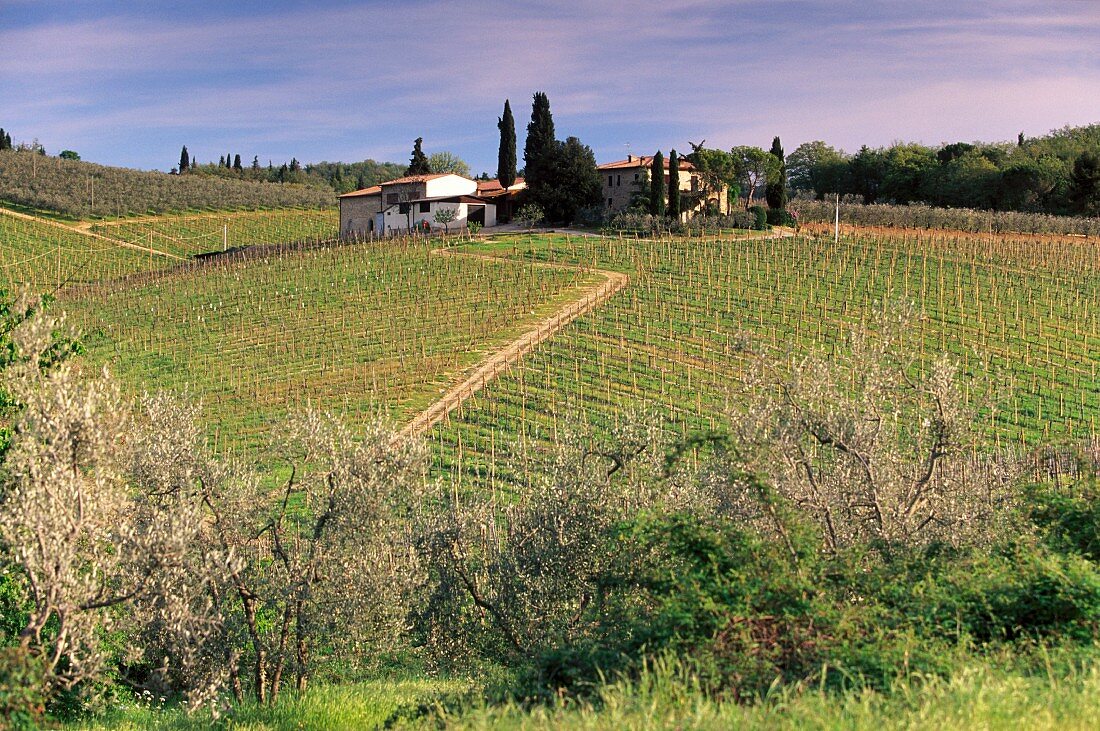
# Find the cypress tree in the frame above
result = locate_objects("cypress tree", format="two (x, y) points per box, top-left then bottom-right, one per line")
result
(765, 136), (787, 210)
(497, 99), (517, 189)
(218, 155), (226, 168)
(523, 91), (557, 193)
(650, 151), (665, 217)
(405, 137), (431, 175)
(179, 145), (190, 173)
(667, 149), (681, 220)
(233, 154), (242, 171)
(251, 155), (260, 170)
(0, 129), (9, 151)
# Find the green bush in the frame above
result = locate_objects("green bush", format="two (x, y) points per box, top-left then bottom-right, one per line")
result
(766, 208), (796, 226)
(1027, 478), (1100, 562)
(749, 205), (768, 230)
(0, 646), (47, 731)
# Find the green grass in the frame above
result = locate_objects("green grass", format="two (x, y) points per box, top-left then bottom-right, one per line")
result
(62, 238), (599, 458)
(440, 659), (1100, 730)
(429, 230), (1100, 487)
(89, 208), (338, 258)
(66, 677), (473, 730)
(64, 660), (1100, 730)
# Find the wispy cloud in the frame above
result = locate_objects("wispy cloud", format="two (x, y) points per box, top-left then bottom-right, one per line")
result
(2, 0), (1098, 170)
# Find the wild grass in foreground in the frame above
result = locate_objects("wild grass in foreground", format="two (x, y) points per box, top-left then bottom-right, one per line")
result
(64, 658), (1100, 731)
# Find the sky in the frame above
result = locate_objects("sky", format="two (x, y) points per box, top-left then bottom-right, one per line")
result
(2, 0), (1099, 173)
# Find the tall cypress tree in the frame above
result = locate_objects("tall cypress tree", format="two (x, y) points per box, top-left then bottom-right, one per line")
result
(497, 99), (517, 189)
(650, 151), (665, 218)
(233, 154), (242, 171)
(218, 155), (226, 168)
(179, 145), (190, 173)
(667, 149), (681, 220)
(1, 129), (10, 151)
(765, 136), (787, 210)
(406, 137), (431, 175)
(523, 91), (557, 193)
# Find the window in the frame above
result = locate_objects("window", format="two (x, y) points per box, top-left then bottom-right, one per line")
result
(419, 201), (431, 213)
(608, 175), (613, 187)
(616, 175), (621, 186)
(398, 202), (410, 214)
(386, 193), (398, 205)
(607, 197), (613, 208)
(691, 176), (699, 192)
(634, 173), (639, 181)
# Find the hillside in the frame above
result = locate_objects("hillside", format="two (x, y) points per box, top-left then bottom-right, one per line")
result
(0, 149), (335, 218)
(63, 238), (600, 458)
(429, 230), (1100, 485)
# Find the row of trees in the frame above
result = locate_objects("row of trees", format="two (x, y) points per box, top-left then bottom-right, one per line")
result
(787, 125), (1100, 216)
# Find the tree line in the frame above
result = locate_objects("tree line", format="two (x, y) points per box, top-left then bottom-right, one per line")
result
(787, 125), (1100, 216)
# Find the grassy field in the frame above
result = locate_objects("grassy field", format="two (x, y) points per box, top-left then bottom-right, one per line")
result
(62, 237), (599, 458)
(426, 229), (1100, 487)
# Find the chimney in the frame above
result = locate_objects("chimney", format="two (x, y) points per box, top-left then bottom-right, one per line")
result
(627, 154), (635, 162)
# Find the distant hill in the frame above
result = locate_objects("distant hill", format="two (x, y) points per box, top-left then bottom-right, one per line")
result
(0, 150), (336, 219)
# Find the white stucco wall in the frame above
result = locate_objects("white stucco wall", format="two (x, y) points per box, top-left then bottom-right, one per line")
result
(423, 175), (478, 198)
(380, 199), (495, 234)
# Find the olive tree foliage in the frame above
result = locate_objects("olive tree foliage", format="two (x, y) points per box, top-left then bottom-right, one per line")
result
(412, 410), (710, 666)
(0, 301), (233, 708)
(723, 305), (1021, 553)
(134, 403), (429, 705)
(0, 295), (429, 709)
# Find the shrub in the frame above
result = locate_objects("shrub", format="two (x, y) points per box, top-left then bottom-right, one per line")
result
(766, 208), (796, 226)
(0, 646), (47, 731)
(748, 205), (768, 230)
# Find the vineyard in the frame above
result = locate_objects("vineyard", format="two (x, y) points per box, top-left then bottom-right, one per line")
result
(62, 238), (600, 458)
(0, 206), (339, 289)
(89, 207), (337, 257)
(424, 230), (1100, 488)
(0, 210), (174, 287)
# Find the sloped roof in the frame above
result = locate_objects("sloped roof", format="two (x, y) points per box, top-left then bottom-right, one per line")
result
(338, 185), (382, 199)
(598, 155), (695, 172)
(477, 177), (527, 197)
(380, 172), (451, 185)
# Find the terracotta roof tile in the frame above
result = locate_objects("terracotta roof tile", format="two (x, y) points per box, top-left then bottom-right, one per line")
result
(338, 185), (382, 198)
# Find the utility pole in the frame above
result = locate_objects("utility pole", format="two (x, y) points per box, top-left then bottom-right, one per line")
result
(834, 192), (839, 244)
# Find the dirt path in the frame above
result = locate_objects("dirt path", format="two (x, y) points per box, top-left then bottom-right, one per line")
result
(398, 246), (629, 438)
(398, 228), (797, 438)
(0, 205), (184, 260)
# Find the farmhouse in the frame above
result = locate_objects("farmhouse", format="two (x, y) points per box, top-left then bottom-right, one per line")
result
(339, 173), (498, 236)
(598, 154), (728, 219)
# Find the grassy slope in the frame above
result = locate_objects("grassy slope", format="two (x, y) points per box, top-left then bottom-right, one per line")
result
(62, 238), (599, 458)
(428, 230), (1099, 486)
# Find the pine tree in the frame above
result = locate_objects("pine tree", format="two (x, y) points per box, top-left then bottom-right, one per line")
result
(251, 155), (260, 170)
(497, 99), (517, 189)
(179, 145), (190, 172)
(289, 158), (301, 172)
(523, 92), (557, 191)
(218, 155), (226, 168)
(405, 137), (431, 175)
(650, 151), (666, 218)
(667, 149), (681, 220)
(233, 154), (242, 171)
(0, 128), (10, 151)
(765, 136), (788, 210)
